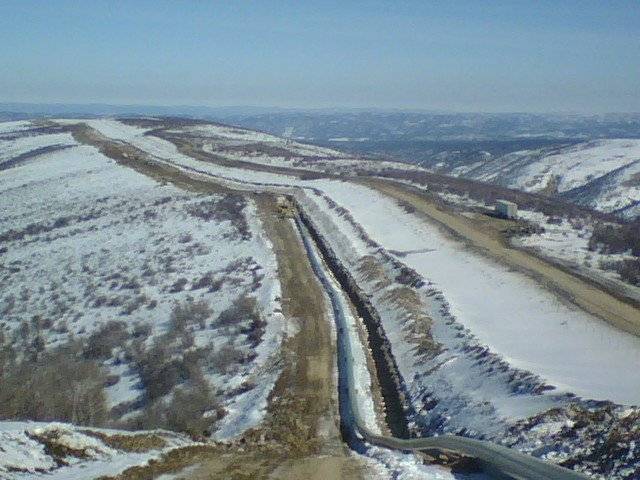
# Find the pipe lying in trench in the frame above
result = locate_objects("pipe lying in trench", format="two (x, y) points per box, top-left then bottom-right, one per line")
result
(294, 213), (589, 480)
(90, 138), (589, 480)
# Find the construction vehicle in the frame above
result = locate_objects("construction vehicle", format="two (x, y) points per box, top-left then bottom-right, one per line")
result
(276, 195), (296, 219)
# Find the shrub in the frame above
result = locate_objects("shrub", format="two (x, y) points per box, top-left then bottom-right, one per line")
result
(598, 259), (621, 271)
(140, 356), (189, 401)
(617, 259), (640, 286)
(215, 296), (258, 328)
(168, 277), (188, 293)
(178, 233), (193, 244)
(130, 329), (208, 403)
(170, 299), (212, 332)
(191, 271), (223, 292)
(242, 315), (267, 348)
(83, 321), (129, 360)
(132, 379), (219, 436)
(0, 341), (108, 426)
(588, 221), (640, 256)
(105, 374), (121, 387)
(209, 343), (247, 374)
(132, 322), (152, 339)
(588, 224), (629, 254)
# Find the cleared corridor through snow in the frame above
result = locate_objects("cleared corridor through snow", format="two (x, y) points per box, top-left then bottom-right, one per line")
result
(312, 180), (640, 406)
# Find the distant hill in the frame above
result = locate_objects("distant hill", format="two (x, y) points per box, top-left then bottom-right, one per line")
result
(457, 139), (640, 218)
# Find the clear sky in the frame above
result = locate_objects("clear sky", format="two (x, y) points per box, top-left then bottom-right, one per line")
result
(1, 0), (638, 113)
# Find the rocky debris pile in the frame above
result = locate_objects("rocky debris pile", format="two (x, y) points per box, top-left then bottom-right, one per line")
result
(502, 403), (640, 479)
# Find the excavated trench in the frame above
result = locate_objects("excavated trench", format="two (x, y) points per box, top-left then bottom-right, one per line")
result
(292, 200), (589, 480)
(295, 206), (411, 439)
(67, 124), (593, 479)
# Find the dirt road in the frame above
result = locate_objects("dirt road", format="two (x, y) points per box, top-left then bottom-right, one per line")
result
(362, 177), (640, 337)
(171, 197), (366, 480)
(71, 125), (367, 479)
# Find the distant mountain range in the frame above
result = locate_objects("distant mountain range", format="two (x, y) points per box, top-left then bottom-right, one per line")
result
(3, 104), (640, 219)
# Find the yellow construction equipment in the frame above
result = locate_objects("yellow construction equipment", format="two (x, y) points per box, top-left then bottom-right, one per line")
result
(276, 195), (296, 219)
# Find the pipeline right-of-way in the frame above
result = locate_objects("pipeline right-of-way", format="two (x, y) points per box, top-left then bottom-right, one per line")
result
(92, 133), (590, 480)
(294, 211), (589, 480)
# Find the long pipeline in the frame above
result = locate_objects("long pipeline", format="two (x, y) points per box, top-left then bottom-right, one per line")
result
(84, 131), (589, 480)
(294, 214), (589, 480)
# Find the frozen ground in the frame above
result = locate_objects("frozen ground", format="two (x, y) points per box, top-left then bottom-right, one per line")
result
(0, 126), (285, 437)
(0, 421), (197, 480)
(311, 180), (640, 406)
(54, 118), (640, 477)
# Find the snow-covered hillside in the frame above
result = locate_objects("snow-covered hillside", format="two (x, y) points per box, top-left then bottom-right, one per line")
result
(0, 121), (285, 439)
(5, 118), (640, 479)
(77, 118), (640, 406)
(159, 119), (421, 174)
(462, 139), (640, 217)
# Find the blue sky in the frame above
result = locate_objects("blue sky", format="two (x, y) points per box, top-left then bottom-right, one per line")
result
(1, 0), (638, 112)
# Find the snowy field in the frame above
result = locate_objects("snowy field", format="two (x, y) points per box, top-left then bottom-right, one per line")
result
(0, 124), (285, 439)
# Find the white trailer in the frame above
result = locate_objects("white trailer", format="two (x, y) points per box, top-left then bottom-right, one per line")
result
(495, 200), (518, 219)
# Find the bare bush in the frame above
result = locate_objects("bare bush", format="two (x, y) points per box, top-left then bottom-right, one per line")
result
(130, 327), (210, 403)
(191, 271), (223, 292)
(589, 222), (640, 256)
(167, 277), (187, 293)
(243, 314), (267, 348)
(215, 295), (258, 328)
(132, 322), (152, 339)
(598, 259), (621, 271)
(178, 233), (193, 243)
(83, 321), (129, 360)
(131, 379), (220, 436)
(0, 212), (102, 245)
(170, 299), (212, 332)
(617, 259), (640, 286)
(120, 294), (148, 315)
(209, 343), (247, 374)
(0, 341), (108, 426)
